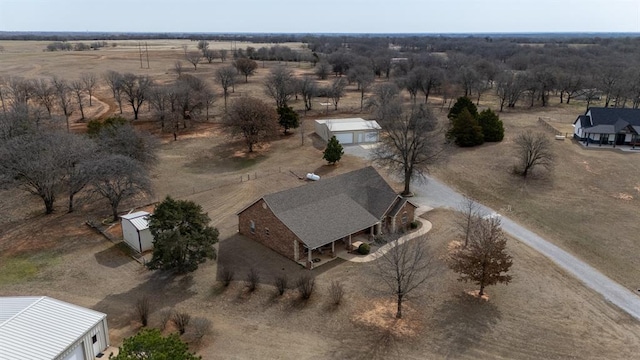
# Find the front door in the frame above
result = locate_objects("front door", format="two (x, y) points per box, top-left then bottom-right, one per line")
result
(616, 133), (626, 145)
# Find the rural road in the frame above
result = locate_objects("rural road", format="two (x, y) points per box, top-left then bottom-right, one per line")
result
(345, 145), (640, 321)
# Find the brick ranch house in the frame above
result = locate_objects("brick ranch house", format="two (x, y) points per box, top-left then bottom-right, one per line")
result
(237, 166), (417, 269)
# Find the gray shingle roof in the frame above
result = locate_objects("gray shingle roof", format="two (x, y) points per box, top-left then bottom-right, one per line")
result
(261, 166), (400, 248)
(587, 107), (640, 127)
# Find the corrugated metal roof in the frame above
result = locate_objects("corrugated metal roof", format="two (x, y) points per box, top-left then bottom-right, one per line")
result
(121, 211), (150, 231)
(315, 118), (381, 132)
(0, 296), (107, 360)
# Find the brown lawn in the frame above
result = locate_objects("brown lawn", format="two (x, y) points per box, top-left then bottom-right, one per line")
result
(1, 39), (639, 359)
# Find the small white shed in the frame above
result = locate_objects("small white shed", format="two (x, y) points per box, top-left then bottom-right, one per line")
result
(0, 296), (110, 360)
(120, 211), (153, 253)
(315, 118), (381, 145)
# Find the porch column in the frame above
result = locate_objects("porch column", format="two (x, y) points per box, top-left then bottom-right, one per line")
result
(633, 134), (637, 149)
(585, 133), (589, 146)
(308, 248), (313, 269)
(331, 241), (336, 257)
(294, 240), (299, 262)
(375, 222), (382, 235)
(348, 234), (352, 250)
(613, 133), (616, 148)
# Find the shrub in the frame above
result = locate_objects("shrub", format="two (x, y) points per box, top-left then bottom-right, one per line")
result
(135, 295), (151, 327)
(477, 108), (504, 142)
(358, 243), (371, 255)
(189, 317), (212, 342)
(410, 221), (419, 229)
(220, 266), (234, 287)
(296, 274), (315, 300)
(246, 268), (260, 292)
(274, 275), (288, 296)
(329, 280), (345, 305)
(172, 311), (191, 335)
(159, 309), (173, 330)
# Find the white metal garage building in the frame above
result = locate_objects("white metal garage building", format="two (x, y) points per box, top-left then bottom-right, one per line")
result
(0, 296), (109, 360)
(120, 211), (153, 253)
(314, 118), (381, 145)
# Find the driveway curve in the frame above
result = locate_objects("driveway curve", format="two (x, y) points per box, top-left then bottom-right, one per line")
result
(345, 145), (640, 321)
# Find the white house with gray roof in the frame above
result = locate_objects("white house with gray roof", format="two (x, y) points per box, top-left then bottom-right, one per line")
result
(237, 166), (416, 269)
(0, 296), (109, 360)
(574, 107), (640, 148)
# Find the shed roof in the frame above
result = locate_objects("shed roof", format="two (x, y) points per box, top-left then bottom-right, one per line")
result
(315, 118), (381, 132)
(252, 166), (400, 249)
(0, 296), (106, 360)
(121, 211), (150, 231)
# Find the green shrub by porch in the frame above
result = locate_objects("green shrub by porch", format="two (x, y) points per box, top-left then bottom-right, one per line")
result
(358, 243), (370, 255)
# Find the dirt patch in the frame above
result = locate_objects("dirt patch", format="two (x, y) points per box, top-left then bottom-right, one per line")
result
(352, 299), (422, 338)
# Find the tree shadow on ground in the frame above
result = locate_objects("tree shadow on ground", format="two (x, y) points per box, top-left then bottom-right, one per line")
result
(331, 323), (407, 360)
(94, 243), (133, 268)
(93, 271), (196, 329)
(432, 291), (502, 357)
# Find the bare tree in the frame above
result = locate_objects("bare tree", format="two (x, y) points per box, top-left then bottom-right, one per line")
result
(328, 78), (346, 110)
(62, 134), (98, 212)
(372, 99), (444, 196)
(4, 76), (33, 111)
(457, 196), (481, 247)
(185, 51), (201, 71)
(97, 123), (158, 169)
(264, 66), (295, 109)
(203, 49), (217, 64)
(103, 70), (124, 114)
(375, 236), (437, 319)
(119, 73), (151, 120)
(298, 76), (317, 111)
(514, 131), (555, 178)
(148, 85), (172, 130)
(448, 216), (513, 297)
(315, 60), (331, 80)
(496, 71), (525, 112)
(219, 49), (228, 62)
(348, 65), (375, 111)
(70, 80), (86, 120)
(216, 66), (237, 110)
(173, 61), (183, 77)
(234, 58), (258, 83)
(80, 73), (97, 106)
(90, 154), (152, 221)
(0, 131), (69, 214)
(224, 97), (278, 152)
(52, 77), (74, 131)
(32, 78), (56, 117)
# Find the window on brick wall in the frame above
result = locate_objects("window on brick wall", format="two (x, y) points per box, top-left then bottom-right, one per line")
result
(265, 227), (270, 236)
(401, 211), (408, 224)
(250, 220), (256, 234)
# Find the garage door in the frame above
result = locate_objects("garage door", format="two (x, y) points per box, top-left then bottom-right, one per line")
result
(365, 132), (378, 142)
(63, 343), (85, 360)
(334, 133), (353, 144)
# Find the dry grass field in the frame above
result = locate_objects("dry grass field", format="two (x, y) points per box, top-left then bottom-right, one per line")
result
(1, 39), (640, 358)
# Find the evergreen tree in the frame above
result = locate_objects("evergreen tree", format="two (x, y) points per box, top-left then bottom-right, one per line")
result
(111, 328), (201, 360)
(477, 108), (504, 142)
(277, 105), (300, 135)
(448, 96), (478, 121)
(448, 108), (484, 147)
(323, 136), (344, 165)
(147, 196), (219, 273)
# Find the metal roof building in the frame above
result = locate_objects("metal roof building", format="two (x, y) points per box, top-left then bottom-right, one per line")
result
(120, 211), (153, 253)
(314, 118), (381, 145)
(0, 296), (109, 360)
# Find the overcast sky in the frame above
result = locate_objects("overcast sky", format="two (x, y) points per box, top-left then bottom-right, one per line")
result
(0, 0), (639, 34)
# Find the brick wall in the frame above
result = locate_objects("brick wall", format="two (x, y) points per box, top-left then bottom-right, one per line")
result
(391, 201), (417, 232)
(238, 199), (303, 262)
